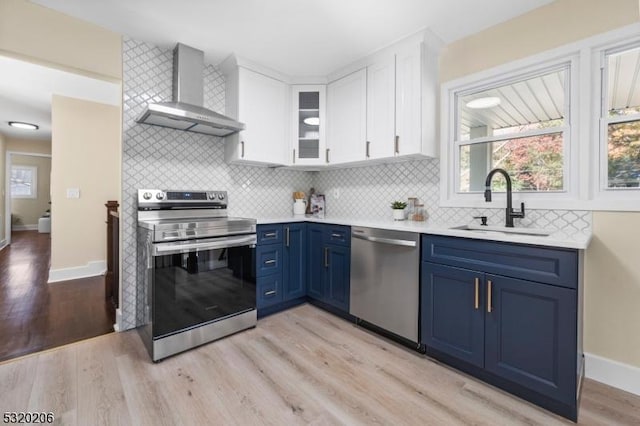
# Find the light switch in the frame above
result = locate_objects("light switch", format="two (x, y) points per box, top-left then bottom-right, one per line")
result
(66, 188), (80, 199)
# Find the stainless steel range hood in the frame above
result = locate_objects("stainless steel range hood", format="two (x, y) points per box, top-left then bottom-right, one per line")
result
(136, 43), (245, 137)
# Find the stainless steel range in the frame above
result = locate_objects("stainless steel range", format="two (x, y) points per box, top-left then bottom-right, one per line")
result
(136, 189), (257, 361)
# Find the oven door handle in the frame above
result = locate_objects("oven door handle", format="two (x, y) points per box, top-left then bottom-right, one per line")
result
(152, 234), (257, 256)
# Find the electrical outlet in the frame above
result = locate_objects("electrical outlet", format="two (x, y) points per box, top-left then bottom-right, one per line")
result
(66, 188), (80, 199)
(333, 188), (340, 199)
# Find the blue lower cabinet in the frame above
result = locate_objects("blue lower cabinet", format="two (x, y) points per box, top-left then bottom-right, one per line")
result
(484, 274), (576, 405)
(282, 223), (307, 301)
(257, 273), (283, 308)
(325, 245), (350, 312)
(306, 223), (351, 313)
(307, 224), (326, 300)
(421, 262), (484, 368)
(255, 244), (282, 276)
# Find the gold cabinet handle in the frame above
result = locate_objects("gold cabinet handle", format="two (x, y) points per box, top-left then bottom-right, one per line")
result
(324, 247), (329, 268)
(241, 141), (245, 158)
(325, 148), (330, 163)
(487, 280), (493, 313)
(366, 141), (370, 158)
(292, 149), (296, 164)
(474, 278), (480, 310)
(394, 135), (399, 154)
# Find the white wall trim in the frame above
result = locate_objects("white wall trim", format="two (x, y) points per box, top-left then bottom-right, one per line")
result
(585, 352), (640, 396)
(114, 308), (122, 332)
(0, 239), (7, 251)
(12, 224), (38, 231)
(48, 260), (106, 283)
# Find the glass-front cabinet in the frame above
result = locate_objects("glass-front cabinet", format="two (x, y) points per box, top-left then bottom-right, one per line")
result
(291, 85), (326, 166)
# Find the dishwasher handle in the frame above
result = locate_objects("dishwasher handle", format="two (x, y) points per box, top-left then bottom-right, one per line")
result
(352, 233), (417, 247)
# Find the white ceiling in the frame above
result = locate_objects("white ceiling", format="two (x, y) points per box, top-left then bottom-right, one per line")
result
(0, 56), (121, 141)
(30, 0), (554, 76)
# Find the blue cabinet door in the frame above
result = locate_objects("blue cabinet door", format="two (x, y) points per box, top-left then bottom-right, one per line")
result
(257, 273), (283, 308)
(325, 244), (350, 312)
(307, 224), (325, 301)
(421, 262), (485, 368)
(484, 274), (576, 404)
(283, 223), (307, 301)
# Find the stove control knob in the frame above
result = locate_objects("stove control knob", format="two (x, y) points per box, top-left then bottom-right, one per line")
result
(143, 192), (152, 200)
(218, 193), (225, 200)
(208, 193), (215, 200)
(155, 192), (165, 200)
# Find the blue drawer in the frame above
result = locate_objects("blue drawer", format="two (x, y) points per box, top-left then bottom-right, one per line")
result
(257, 225), (283, 245)
(422, 235), (577, 289)
(257, 273), (283, 308)
(324, 225), (350, 246)
(256, 244), (283, 277)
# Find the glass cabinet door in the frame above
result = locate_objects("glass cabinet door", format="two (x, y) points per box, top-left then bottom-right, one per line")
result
(292, 85), (326, 165)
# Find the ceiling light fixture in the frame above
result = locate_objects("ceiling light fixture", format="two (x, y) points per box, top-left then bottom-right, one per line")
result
(303, 117), (320, 126)
(466, 97), (501, 109)
(8, 121), (39, 130)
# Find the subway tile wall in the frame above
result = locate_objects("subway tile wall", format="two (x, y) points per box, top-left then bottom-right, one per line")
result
(120, 38), (311, 330)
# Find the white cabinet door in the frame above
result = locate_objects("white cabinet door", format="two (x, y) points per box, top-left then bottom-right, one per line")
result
(395, 43), (422, 157)
(327, 69), (367, 165)
(291, 85), (326, 166)
(366, 55), (396, 160)
(225, 67), (288, 166)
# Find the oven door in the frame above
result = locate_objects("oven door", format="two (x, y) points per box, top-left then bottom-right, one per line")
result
(149, 234), (257, 339)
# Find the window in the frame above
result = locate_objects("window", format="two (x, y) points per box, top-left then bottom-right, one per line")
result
(455, 65), (570, 194)
(11, 165), (38, 199)
(601, 44), (640, 190)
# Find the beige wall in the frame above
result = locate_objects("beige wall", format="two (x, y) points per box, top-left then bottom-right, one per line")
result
(6, 137), (52, 155)
(10, 154), (51, 227)
(51, 95), (120, 269)
(0, 0), (122, 81)
(440, 0), (640, 368)
(441, 0), (640, 81)
(0, 132), (5, 243)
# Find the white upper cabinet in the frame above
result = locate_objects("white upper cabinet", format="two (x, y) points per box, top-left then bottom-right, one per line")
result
(290, 85), (326, 166)
(327, 69), (367, 165)
(222, 61), (289, 166)
(366, 54), (396, 160)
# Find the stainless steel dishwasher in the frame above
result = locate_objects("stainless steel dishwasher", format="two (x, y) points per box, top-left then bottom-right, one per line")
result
(350, 226), (420, 344)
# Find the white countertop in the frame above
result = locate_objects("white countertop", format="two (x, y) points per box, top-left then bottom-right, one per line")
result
(256, 215), (592, 250)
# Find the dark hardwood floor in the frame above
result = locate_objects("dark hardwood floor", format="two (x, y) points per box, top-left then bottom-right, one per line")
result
(0, 230), (115, 362)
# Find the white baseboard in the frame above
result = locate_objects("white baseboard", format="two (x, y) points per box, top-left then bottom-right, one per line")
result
(0, 239), (7, 251)
(13, 224), (38, 231)
(48, 260), (107, 283)
(585, 352), (640, 396)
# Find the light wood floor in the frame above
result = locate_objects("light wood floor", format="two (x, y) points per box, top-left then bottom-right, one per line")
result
(1, 304), (638, 426)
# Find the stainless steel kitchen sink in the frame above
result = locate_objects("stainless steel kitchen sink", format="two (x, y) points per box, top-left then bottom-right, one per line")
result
(449, 224), (553, 236)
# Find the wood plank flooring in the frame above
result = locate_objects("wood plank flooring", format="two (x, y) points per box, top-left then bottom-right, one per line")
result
(0, 231), (115, 362)
(0, 304), (638, 425)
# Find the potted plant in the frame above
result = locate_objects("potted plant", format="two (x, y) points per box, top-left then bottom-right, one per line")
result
(391, 201), (407, 221)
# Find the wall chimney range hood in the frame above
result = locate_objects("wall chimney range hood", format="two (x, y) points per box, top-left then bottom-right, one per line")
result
(136, 43), (245, 137)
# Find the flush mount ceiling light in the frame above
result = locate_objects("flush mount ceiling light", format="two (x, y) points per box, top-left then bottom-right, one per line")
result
(8, 121), (39, 130)
(466, 97), (501, 109)
(303, 117), (320, 126)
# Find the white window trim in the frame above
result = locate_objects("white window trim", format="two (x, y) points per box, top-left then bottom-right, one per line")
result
(10, 165), (38, 199)
(440, 22), (640, 211)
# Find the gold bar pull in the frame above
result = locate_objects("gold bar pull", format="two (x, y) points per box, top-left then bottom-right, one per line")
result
(474, 278), (480, 310)
(241, 141), (245, 158)
(324, 247), (329, 268)
(487, 280), (493, 313)
(285, 227), (290, 247)
(292, 149), (296, 164)
(394, 135), (399, 154)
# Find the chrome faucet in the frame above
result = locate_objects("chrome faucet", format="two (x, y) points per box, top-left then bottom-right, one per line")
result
(484, 168), (525, 227)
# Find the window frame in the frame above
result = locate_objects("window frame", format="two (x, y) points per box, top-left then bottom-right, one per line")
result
(10, 165), (38, 199)
(441, 54), (581, 209)
(598, 42), (640, 195)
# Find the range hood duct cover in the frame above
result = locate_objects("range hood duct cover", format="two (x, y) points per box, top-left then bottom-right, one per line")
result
(136, 43), (244, 137)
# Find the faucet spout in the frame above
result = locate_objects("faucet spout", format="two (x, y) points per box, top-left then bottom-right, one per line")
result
(484, 168), (525, 227)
